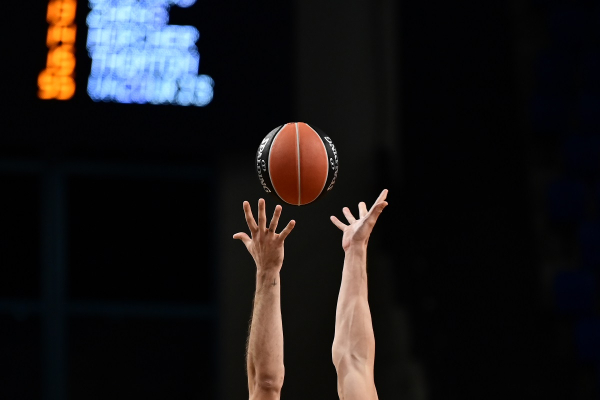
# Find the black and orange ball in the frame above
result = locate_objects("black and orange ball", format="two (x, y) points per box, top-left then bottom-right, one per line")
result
(256, 122), (339, 206)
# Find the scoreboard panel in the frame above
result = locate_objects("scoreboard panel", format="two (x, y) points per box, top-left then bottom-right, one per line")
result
(5, 0), (293, 157)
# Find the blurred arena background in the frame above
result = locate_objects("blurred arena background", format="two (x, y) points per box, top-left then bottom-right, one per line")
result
(1, 0), (599, 399)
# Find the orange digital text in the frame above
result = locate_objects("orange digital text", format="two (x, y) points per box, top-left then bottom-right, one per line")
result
(38, 0), (77, 100)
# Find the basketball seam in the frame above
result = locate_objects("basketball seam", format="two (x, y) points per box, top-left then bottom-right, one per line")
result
(268, 124), (287, 204)
(296, 123), (301, 206)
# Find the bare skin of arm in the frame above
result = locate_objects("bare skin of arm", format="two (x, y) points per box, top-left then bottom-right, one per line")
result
(330, 189), (388, 400)
(233, 199), (295, 400)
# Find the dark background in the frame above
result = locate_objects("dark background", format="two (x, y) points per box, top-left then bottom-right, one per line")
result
(2, 0), (599, 399)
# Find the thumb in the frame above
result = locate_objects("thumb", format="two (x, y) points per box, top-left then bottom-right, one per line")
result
(233, 232), (252, 248)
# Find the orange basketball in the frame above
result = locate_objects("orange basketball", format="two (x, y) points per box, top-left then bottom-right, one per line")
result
(256, 122), (339, 206)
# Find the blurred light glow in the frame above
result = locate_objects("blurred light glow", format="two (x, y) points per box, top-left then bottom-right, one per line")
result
(38, 0), (77, 100)
(86, 0), (213, 107)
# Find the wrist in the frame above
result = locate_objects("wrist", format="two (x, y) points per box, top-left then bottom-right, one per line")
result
(255, 258), (283, 272)
(344, 242), (368, 255)
(256, 266), (281, 276)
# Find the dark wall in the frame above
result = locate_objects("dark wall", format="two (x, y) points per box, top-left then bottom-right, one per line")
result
(400, 2), (544, 399)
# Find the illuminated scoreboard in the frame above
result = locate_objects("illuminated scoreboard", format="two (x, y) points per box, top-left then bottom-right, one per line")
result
(5, 0), (291, 153)
(38, 0), (214, 107)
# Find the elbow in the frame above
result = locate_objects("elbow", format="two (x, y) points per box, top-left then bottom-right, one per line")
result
(331, 341), (354, 366)
(254, 369), (285, 393)
(332, 344), (371, 371)
(332, 343), (344, 368)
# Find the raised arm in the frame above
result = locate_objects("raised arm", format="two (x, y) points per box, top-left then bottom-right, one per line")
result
(233, 199), (295, 400)
(330, 189), (388, 400)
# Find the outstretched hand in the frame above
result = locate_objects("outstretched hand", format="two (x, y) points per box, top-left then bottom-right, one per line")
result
(330, 189), (388, 251)
(233, 199), (296, 271)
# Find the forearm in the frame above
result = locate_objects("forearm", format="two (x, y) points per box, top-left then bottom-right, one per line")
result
(332, 245), (375, 365)
(247, 268), (285, 383)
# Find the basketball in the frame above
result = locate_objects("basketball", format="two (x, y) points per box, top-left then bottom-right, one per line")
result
(256, 122), (339, 206)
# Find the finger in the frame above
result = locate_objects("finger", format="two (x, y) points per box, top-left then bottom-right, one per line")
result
(258, 198), (267, 230)
(369, 189), (389, 212)
(330, 215), (347, 231)
(233, 232), (252, 248)
(358, 202), (368, 218)
(268, 205), (282, 233)
(278, 220), (296, 240)
(365, 201), (388, 227)
(342, 207), (356, 224)
(243, 201), (258, 232)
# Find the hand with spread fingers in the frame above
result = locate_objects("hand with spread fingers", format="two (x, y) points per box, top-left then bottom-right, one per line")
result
(233, 198), (296, 272)
(330, 189), (389, 252)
